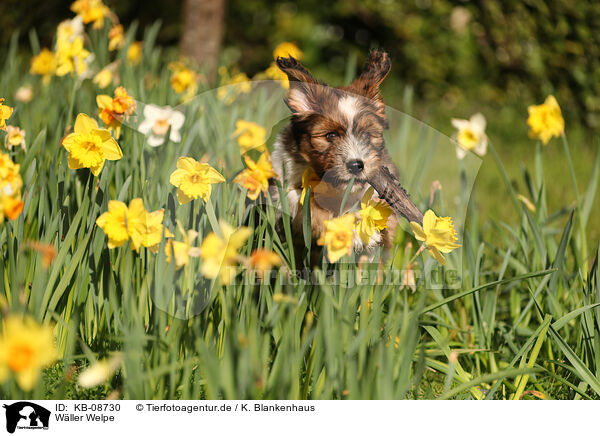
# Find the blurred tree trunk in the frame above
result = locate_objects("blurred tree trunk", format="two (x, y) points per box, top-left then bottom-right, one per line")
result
(180, 0), (225, 84)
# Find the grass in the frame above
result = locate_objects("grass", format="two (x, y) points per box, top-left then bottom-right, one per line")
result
(1, 20), (600, 400)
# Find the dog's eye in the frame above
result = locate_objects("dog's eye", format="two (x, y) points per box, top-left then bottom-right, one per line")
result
(325, 132), (338, 141)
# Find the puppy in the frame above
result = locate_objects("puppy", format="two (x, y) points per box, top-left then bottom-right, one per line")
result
(271, 50), (400, 261)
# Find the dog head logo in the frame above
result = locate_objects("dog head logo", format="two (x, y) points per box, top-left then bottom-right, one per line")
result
(3, 402), (50, 433)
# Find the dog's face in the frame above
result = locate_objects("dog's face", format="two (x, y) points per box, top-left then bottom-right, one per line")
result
(277, 51), (392, 189)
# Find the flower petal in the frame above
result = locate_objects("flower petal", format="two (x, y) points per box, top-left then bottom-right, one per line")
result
(137, 118), (153, 135)
(177, 188), (193, 205)
(169, 110), (185, 129)
(147, 134), (165, 147)
(96, 94), (113, 110)
(474, 138), (487, 157)
(455, 145), (467, 160)
(470, 113), (486, 132)
(169, 168), (187, 186)
(90, 159), (105, 176)
(451, 118), (469, 130)
(62, 133), (78, 151)
(423, 210), (436, 234)
(428, 246), (446, 265)
(204, 166), (226, 183)
(229, 227), (251, 249)
(177, 157), (198, 171)
(169, 130), (181, 143)
(143, 104), (164, 120)
(95, 130), (123, 160)
(67, 155), (84, 170)
(74, 113), (98, 134)
(410, 222), (426, 241)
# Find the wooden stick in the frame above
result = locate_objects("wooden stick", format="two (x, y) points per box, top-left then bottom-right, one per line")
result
(368, 167), (424, 224)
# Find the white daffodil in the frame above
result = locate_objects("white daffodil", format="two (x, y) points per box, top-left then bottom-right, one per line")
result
(138, 104), (185, 147)
(56, 16), (84, 44)
(451, 112), (487, 159)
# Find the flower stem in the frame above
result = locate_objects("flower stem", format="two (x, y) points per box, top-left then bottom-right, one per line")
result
(561, 133), (588, 277)
(561, 134), (580, 204)
(66, 79), (81, 129)
(488, 142), (521, 215)
(409, 244), (426, 264)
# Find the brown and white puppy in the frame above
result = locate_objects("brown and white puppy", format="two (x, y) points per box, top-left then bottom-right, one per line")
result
(271, 50), (400, 259)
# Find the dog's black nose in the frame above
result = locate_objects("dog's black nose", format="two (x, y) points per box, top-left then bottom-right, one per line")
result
(346, 159), (364, 174)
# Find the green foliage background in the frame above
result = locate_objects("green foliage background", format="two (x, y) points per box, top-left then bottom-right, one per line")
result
(3, 0), (600, 127)
(1, 0), (600, 401)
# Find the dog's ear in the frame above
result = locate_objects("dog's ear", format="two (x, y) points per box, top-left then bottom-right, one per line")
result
(276, 56), (324, 114)
(349, 50), (391, 118)
(350, 50), (390, 98)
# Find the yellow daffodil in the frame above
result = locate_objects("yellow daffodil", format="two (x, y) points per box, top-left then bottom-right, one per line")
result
(93, 67), (113, 89)
(169, 157), (225, 204)
(70, 0), (110, 29)
(96, 198), (168, 252)
(78, 353), (123, 388)
(216, 87), (229, 103)
(300, 167), (320, 205)
(451, 113), (488, 159)
(0, 154), (16, 174)
(165, 222), (201, 269)
(299, 167), (338, 206)
(527, 95), (564, 145)
(170, 69), (195, 94)
(2, 196), (24, 222)
(248, 249), (281, 278)
(273, 42), (303, 60)
(61, 113), (123, 176)
(97, 86), (136, 139)
(55, 36), (91, 77)
(356, 187), (392, 245)
(200, 221), (251, 284)
(0, 153), (24, 221)
(233, 152), (277, 200)
(169, 62), (198, 97)
(96, 199), (143, 250)
(110, 86), (136, 115)
(30, 48), (57, 84)
(410, 209), (461, 266)
(229, 72), (251, 94)
(127, 42), (142, 65)
(0, 152), (17, 174)
(217, 69), (251, 104)
(144, 207), (171, 249)
(261, 62), (290, 88)
(4, 126), (26, 151)
(108, 24), (124, 51)
(0, 315), (57, 391)
(0, 98), (14, 131)
(233, 120), (267, 154)
(15, 85), (34, 103)
(142, 208), (173, 251)
(166, 239), (194, 269)
(317, 214), (356, 263)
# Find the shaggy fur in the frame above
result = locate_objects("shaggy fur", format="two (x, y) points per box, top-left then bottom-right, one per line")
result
(271, 50), (400, 259)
